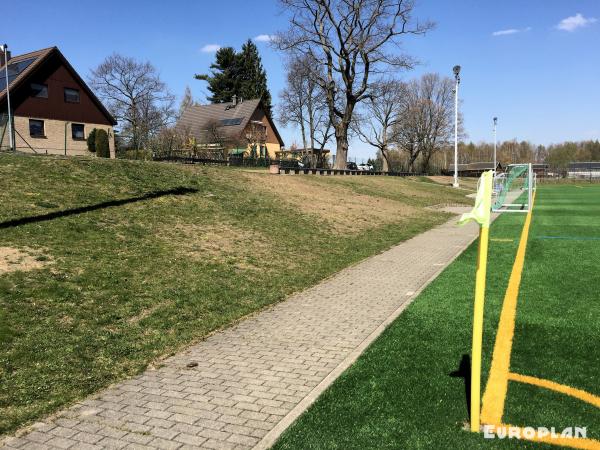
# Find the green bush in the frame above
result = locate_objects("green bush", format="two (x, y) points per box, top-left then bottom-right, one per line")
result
(95, 129), (110, 158)
(86, 128), (97, 152)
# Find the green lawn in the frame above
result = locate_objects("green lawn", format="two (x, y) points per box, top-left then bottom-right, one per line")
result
(0, 154), (471, 435)
(273, 184), (600, 449)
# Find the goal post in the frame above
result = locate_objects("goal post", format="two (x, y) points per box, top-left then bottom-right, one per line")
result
(492, 163), (536, 213)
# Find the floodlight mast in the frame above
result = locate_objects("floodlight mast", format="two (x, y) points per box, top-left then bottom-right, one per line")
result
(1, 44), (14, 152)
(453, 65), (461, 188)
(493, 117), (498, 175)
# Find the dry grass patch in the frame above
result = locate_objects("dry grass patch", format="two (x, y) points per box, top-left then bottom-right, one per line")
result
(244, 173), (419, 234)
(427, 176), (478, 191)
(0, 247), (51, 275)
(164, 223), (276, 270)
(327, 176), (453, 200)
(128, 300), (174, 324)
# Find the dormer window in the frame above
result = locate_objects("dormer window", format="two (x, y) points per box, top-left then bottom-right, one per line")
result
(64, 88), (80, 103)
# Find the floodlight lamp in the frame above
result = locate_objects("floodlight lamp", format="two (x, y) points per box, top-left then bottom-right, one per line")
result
(493, 117), (498, 125)
(453, 65), (461, 76)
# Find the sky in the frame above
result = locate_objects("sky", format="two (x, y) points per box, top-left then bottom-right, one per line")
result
(3, 0), (599, 161)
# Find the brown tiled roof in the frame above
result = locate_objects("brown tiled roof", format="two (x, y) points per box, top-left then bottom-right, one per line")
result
(0, 47), (54, 101)
(178, 99), (284, 146)
(0, 46), (116, 125)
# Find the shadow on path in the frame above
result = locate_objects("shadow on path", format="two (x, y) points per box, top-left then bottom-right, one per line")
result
(0, 187), (198, 229)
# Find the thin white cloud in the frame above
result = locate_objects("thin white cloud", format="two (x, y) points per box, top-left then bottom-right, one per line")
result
(254, 34), (275, 43)
(492, 27), (531, 37)
(200, 44), (221, 53)
(493, 29), (519, 36)
(556, 13), (597, 32)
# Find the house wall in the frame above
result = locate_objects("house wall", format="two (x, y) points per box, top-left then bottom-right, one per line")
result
(13, 116), (115, 158)
(248, 108), (283, 158)
(12, 56), (113, 126)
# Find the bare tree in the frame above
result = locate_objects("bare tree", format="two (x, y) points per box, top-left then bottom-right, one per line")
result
(394, 73), (459, 172)
(185, 119), (239, 159)
(89, 53), (175, 151)
(353, 80), (403, 172)
(179, 86), (195, 118)
(278, 55), (334, 167)
(276, 0), (432, 169)
(278, 56), (313, 151)
(244, 121), (268, 158)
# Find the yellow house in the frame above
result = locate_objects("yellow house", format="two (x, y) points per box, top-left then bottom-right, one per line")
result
(177, 97), (284, 158)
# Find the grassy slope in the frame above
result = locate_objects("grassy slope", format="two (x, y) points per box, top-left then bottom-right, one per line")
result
(0, 154), (470, 435)
(274, 184), (599, 449)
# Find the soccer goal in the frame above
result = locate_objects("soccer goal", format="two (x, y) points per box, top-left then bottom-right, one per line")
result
(492, 163), (536, 213)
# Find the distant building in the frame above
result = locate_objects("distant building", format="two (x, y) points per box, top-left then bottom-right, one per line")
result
(529, 163), (549, 177)
(275, 147), (331, 167)
(567, 162), (600, 179)
(178, 97), (284, 158)
(0, 47), (116, 157)
(446, 162), (503, 177)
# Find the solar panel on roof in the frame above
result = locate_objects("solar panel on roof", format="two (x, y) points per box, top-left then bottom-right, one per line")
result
(0, 57), (37, 92)
(220, 118), (243, 126)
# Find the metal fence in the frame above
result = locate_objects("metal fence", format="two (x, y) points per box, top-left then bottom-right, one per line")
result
(537, 165), (600, 183)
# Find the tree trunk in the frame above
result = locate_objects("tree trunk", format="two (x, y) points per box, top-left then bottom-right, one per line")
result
(381, 148), (390, 172)
(334, 132), (349, 169)
(422, 148), (433, 174)
(333, 118), (351, 169)
(300, 121), (307, 154)
(408, 151), (419, 173)
(306, 89), (315, 150)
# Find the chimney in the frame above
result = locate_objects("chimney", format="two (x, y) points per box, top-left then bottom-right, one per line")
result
(0, 49), (11, 67)
(232, 94), (237, 106)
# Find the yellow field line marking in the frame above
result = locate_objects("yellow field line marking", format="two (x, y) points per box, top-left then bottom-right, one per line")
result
(480, 192), (536, 425)
(486, 424), (600, 450)
(508, 372), (600, 408)
(479, 190), (600, 449)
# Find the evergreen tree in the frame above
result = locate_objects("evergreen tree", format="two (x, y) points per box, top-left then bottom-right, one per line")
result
(87, 128), (97, 152)
(237, 39), (272, 115)
(195, 40), (272, 115)
(195, 47), (240, 103)
(95, 129), (110, 158)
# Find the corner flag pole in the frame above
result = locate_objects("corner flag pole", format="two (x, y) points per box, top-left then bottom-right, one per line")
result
(458, 170), (493, 432)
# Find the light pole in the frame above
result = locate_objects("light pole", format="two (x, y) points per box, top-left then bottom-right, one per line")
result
(493, 117), (498, 174)
(453, 65), (461, 188)
(1, 44), (14, 152)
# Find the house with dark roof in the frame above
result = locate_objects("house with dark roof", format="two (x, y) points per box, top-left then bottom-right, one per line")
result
(178, 96), (284, 158)
(1, 47), (117, 157)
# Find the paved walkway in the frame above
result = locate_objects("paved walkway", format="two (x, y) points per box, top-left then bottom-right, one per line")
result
(2, 211), (482, 450)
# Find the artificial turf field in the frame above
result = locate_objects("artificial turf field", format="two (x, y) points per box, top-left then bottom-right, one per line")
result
(274, 184), (600, 450)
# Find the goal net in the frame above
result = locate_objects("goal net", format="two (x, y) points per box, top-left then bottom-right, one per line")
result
(492, 163), (536, 213)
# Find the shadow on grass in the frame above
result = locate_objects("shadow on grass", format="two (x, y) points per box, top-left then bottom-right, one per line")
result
(450, 354), (472, 421)
(0, 187), (198, 229)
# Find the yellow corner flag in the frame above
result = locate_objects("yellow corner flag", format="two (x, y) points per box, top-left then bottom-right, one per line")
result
(458, 170), (493, 228)
(457, 170), (494, 433)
